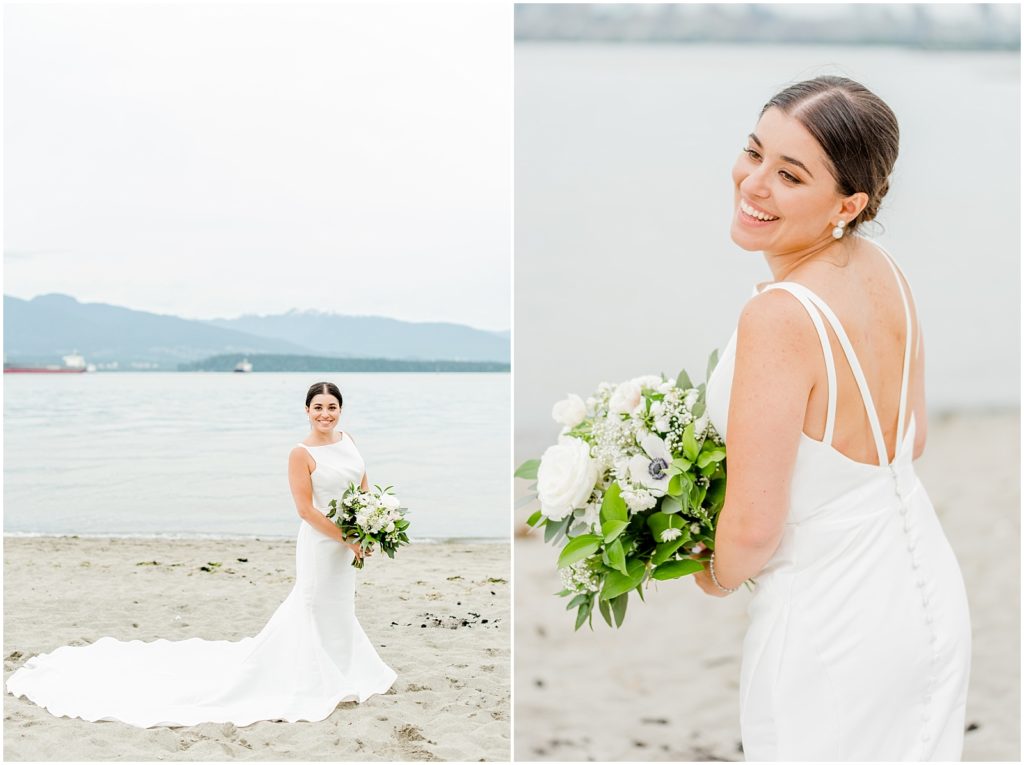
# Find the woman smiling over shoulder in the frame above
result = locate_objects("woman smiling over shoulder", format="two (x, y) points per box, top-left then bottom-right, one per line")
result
(696, 77), (971, 760)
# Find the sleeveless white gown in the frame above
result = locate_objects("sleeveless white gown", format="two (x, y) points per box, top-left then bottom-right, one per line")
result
(705, 244), (971, 761)
(5, 433), (397, 728)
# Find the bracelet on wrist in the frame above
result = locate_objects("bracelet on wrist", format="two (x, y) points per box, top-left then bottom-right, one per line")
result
(709, 550), (739, 594)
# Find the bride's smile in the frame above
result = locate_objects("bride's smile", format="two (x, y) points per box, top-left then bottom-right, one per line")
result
(729, 107), (867, 269)
(307, 395), (341, 438)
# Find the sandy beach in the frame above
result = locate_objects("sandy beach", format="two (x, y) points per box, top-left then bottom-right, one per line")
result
(514, 410), (1021, 761)
(4, 538), (510, 762)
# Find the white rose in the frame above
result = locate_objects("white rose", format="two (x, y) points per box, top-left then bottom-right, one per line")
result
(609, 380), (642, 414)
(380, 493), (401, 511)
(551, 393), (587, 428)
(536, 438), (599, 522)
(386, 522), (396, 533)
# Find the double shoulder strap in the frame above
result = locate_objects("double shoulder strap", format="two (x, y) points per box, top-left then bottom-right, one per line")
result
(760, 242), (915, 467)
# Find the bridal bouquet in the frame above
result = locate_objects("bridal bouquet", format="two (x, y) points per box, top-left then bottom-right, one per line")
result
(327, 484), (410, 569)
(516, 354), (728, 629)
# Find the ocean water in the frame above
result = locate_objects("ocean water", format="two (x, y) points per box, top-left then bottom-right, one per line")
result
(515, 43), (1020, 457)
(4, 372), (510, 539)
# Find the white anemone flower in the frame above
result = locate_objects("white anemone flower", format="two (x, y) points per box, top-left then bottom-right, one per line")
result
(627, 433), (673, 496)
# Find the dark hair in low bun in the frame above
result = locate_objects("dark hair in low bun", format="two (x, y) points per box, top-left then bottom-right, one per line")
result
(305, 381), (343, 407)
(761, 75), (899, 232)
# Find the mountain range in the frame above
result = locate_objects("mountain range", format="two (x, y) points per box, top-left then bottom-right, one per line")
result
(3, 294), (509, 369)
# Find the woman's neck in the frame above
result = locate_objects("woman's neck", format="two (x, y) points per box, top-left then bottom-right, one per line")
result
(763, 234), (854, 282)
(306, 431), (339, 446)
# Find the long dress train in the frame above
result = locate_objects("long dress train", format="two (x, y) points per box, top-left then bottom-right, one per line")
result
(6, 432), (397, 728)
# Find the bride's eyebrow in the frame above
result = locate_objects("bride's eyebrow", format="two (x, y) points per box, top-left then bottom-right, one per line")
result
(749, 132), (815, 180)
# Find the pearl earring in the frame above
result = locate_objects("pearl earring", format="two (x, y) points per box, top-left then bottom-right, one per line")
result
(832, 220), (846, 240)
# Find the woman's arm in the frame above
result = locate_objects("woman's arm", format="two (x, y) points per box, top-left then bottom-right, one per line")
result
(288, 447), (363, 557)
(694, 291), (818, 596)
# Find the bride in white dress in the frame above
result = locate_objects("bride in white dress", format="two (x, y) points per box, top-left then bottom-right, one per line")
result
(694, 77), (971, 760)
(6, 381), (396, 728)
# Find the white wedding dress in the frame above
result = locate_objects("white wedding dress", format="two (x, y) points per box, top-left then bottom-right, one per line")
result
(6, 433), (397, 728)
(705, 244), (971, 760)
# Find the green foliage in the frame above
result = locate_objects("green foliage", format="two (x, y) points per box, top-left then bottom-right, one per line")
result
(651, 559), (705, 581)
(557, 534), (603, 568)
(610, 593), (629, 627)
(600, 559), (646, 600)
(706, 348), (720, 381)
(600, 483), (628, 523)
(515, 459), (540, 480)
(682, 422), (699, 462)
(603, 538), (629, 575)
(601, 519), (629, 543)
(660, 494), (683, 514)
(543, 515), (571, 544)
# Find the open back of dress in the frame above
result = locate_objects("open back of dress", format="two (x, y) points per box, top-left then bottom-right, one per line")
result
(705, 241), (971, 760)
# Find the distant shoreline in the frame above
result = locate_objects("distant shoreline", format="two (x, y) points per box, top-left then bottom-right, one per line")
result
(179, 353), (510, 373)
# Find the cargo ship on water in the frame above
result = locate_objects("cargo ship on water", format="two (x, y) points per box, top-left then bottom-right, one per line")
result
(4, 352), (95, 374)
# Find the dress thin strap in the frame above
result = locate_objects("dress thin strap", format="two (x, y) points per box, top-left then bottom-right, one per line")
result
(775, 284), (890, 467)
(759, 283), (838, 445)
(878, 253), (914, 455)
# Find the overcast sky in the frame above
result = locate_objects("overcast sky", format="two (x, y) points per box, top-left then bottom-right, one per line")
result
(4, 3), (511, 330)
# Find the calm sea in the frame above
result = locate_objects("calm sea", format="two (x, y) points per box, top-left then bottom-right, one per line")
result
(4, 372), (509, 540)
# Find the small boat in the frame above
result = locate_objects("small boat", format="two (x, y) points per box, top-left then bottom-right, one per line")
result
(233, 358), (253, 373)
(4, 352), (90, 374)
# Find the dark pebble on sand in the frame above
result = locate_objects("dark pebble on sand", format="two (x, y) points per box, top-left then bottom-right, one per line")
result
(237, 558), (248, 563)
(966, 722), (980, 732)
